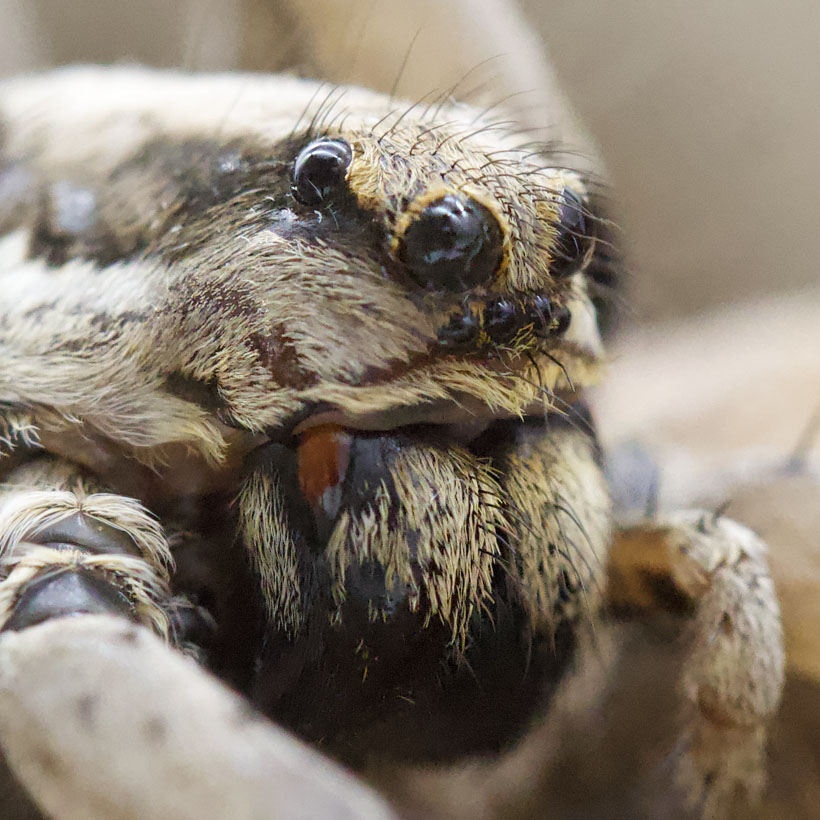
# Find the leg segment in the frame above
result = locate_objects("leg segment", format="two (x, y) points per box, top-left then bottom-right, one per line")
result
(0, 456), (173, 637)
(609, 511), (785, 817)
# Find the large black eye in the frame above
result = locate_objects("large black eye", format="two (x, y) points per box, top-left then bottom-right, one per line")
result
(292, 139), (352, 207)
(400, 194), (504, 292)
(550, 187), (594, 278)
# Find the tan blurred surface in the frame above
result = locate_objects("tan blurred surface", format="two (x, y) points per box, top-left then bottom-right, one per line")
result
(522, 0), (820, 319)
(0, 0), (44, 74)
(0, 0), (587, 145)
(595, 289), (820, 504)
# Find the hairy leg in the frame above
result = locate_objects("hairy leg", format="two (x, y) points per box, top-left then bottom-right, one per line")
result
(608, 512), (784, 817)
(0, 455), (173, 636)
(386, 511), (784, 820)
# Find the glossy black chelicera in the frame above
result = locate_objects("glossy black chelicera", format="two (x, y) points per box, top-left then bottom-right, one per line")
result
(243, 421), (581, 767)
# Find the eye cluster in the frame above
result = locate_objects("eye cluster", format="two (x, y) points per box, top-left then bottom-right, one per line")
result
(291, 138), (506, 293)
(290, 138), (596, 295)
(437, 295), (571, 351)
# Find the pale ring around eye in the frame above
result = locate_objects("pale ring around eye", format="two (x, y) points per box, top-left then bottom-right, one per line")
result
(399, 194), (504, 293)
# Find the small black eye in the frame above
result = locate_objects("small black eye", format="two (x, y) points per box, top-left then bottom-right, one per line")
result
(551, 187), (594, 278)
(484, 299), (519, 340)
(552, 304), (572, 336)
(519, 295), (555, 331)
(438, 307), (481, 349)
(292, 139), (352, 207)
(400, 194), (504, 292)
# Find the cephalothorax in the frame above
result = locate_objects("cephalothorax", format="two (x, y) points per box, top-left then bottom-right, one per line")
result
(0, 66), (782, 818)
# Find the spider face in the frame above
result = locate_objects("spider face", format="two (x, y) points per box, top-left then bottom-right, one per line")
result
(0, 68), (612, 450)
(0, 67), (616, 766)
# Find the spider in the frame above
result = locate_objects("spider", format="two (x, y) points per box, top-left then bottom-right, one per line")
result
(0, 59), (783, 820)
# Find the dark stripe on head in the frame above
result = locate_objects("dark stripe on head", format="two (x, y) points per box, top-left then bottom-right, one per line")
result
(21, 136), (289, 267)
(19, 132), (387, 271)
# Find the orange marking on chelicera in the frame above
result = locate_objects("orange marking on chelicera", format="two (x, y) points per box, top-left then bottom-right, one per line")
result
(297, 424), (350, 509)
